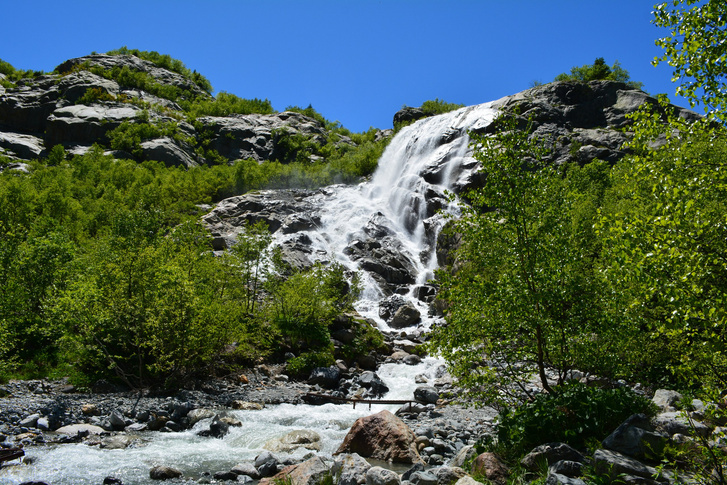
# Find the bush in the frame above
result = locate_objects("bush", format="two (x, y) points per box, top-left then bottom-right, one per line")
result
(420, 98), (465, 116)
(554, 57), (644, 89)
(489, 382), (657, 461)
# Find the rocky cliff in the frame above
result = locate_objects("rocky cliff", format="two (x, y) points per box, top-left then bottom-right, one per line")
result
(0, 54), (354, 167)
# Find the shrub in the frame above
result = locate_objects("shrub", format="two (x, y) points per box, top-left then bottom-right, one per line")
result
(420, 98), (465, 116)
(489, 382), (657, 461)
(554, 57), (644, 89)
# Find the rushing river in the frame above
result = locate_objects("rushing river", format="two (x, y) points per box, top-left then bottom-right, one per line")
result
(0, 358), (445, 485)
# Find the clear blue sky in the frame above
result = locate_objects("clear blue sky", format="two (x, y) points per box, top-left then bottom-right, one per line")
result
(3, 1), (684, 132)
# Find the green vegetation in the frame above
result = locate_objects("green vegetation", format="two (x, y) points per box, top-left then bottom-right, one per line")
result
(420, 98), (465, 116)
(483, 383), (656, 461)
(653, 0), (727, 122)
(185, 91), (275, 118)
(0, 146), (365, 387)
(0, 58), (45, 87)
(106, 46), (213, 94)
(430, 5), (727, 481)
(555, 57), (644, 89)
(430, 112), (629, 405)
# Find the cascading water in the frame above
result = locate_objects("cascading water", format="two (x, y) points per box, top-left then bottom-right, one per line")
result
(274, 102), (497, 329)
(0, 103), (498, 485)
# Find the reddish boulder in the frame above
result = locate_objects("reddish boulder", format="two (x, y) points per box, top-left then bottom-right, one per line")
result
(335, 410), (423, 464)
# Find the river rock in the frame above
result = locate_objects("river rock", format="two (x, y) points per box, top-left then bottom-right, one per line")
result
(366, 466), (401, 485)
(332, 453), (372, 485)
(264, 429), (321, 453)
(197, 414), (229, 438)
(255, 450), (281, 477)
(335, 409), (423, 463)
(454, 477), (485, 485)
(231, 400), (265, 410)
(389, 303), (421, 329)
(264, 455), (330, 485)
(308, 366), (341, 389)
(358, 371), (390, 397)
(231, 462), (262, 479)
(435, 466), (467, 485)
(55, 423), (105, 435)
(187, 408), (215, 425)
(414, 386), (439, 404)
(149, 465), (183, 480)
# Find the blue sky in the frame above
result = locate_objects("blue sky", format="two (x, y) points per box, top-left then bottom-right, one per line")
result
(3, 1), (684, 132)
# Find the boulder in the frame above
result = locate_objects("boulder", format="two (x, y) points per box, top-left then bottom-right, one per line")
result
(434, 466), (467, 485)
(0, 131), (45, 159)
(602, 414), (666, 460)
(55, 423), (105, 435)
(389, 303), (421, 329)
(545, 473), (586, 485)
(471, 452), (510, 485)
(231, 462), (262, 479)
(264, 429), (322, 453)
(275, 456), (331, 485)
(335, 409), (423, 463)
(149, 466), (182, 480)
(332, 453), (372, 485)
(394, 107), (427, 126)
(140, 137), (199, 168)
(454, 477), (484, 485)
(414, 386), (439, 404)
(254, 450), (281, 477)
(308, 366), (341, 389)
(196, 414), (230, 438)
(521, 443), (585, 472)
(592, 449), (660, 482)
(366, 466), (401, 485)
(358, 371), (390, 397)
(652, 389), (683, 412)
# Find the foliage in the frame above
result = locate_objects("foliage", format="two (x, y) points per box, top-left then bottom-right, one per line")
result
(554, 57), (644, 89)
(429, 111), (629, 407)
(106, 46), (213, 94)
(0, 58), (45, 84)
(184, 91), (275, 118)
(107, 114), (181, 158)
(653, 0), (727, 122)
(420, 98), (465, 116)
(487, 382), (656, 462)
(597, 97), (727, 392)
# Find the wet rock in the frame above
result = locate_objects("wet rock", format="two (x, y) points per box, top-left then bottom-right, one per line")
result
(358, 371), (390, 397)
(231, 401), (265, 411)
(335, 409), (423, 463)
(214, 470), (239, 481)
(265, 429), (321, 453)
(255, 450), (281, 477)
(187, 408), (215, 425)
(149, 465), (183, 480)
(390, 303), (421, 329)
(197, 414), (230, 438)
(103, 477), (124, 485)
(100, 435), (135, 449)
(231, 462), (262, 480)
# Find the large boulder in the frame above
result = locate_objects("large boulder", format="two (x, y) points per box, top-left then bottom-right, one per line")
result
(264, 429), (322, 453)
(470, 453), (510, 485)
(335, 409), (423, 463)
(602, 414), (666, 461)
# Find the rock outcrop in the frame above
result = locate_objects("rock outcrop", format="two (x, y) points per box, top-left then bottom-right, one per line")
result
(0, 54), (354, 166)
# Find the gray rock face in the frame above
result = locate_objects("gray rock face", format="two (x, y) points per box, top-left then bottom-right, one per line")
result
(414, 386), (439, 404)
(0, 131), (45, 159)
(45, 104), (140, 146)
(254, 450), (281, 477)
(140, 137), (199, 168)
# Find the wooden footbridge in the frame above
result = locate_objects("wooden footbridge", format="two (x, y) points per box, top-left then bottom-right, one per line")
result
(304, 392), (417, 410)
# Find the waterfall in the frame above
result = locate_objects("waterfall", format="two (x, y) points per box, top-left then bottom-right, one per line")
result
(275, 102), (498, 329)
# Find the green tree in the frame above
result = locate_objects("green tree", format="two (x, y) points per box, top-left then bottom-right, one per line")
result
(653, 0), (727, 121)
(555, 57), (644, 89)
(429, 112), (625, 406)
(598, 98), (727, 391)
